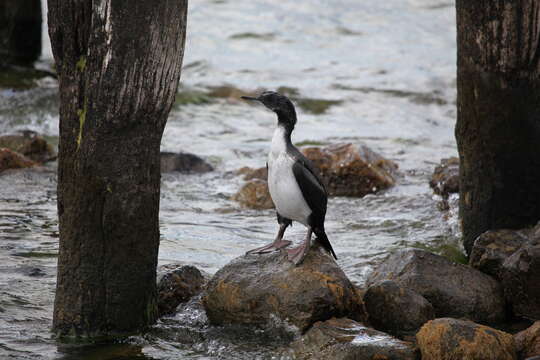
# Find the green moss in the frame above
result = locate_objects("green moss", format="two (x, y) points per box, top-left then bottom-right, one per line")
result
(174, 90), (214, 107)
(14, 251), (58, 258)
(296, 98), (343, 114)
(229, 32), (276, 40)
(276, 86), (300, 97)
(296, 140), (326, 147)
(412, 241), (468, 265)
(76, 100), (88, 150)
(76, 56), (86, 72)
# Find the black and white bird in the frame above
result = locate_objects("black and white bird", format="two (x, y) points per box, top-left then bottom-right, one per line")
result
(241, 91), (337, 265)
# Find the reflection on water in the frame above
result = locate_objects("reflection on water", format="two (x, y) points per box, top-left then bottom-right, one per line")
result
(0, 0), (458, 358)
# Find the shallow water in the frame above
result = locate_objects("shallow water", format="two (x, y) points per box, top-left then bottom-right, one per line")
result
(0, 0), (460, 358)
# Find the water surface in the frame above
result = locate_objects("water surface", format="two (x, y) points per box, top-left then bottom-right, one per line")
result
(0, 0), (459, 358)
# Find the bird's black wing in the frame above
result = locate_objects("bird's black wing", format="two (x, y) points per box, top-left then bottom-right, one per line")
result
(289, 147), (327, 219)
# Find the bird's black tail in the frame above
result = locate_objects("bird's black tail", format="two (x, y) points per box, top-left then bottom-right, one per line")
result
(314, 228), (337, 260)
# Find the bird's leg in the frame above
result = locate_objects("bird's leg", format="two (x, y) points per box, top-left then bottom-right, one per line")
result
(246, 223), (292, 255)
(287, 227), (312, 265)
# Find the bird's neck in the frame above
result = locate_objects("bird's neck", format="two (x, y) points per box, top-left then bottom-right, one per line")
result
(271, 124), (293, 155)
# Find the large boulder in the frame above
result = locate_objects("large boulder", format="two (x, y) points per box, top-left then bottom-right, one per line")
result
(202, 246), (366, 332)
(231, 179), (274, 209)
(289, 317), (418, 360)
(515, 321), (540, 359)
(429, 157), (459, 198)
(366, 249), (505, 324)
(416, 318), (516, 360)
(157, 264), (210, 316)
(0, 148), (36, 172)
(0, 131), (55, 163)
(363, 280), (435, 337)
(160, 151), (213, 173)
(501, 242), (540, 320)
(469, 228), (528, 279)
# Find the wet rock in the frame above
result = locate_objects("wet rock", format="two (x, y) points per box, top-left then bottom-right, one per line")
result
(157, 264), (210, 316)
(232, 179), (274, 209)
(469, 228), (527, 279)
(233, 143), (398, 208)
(203, 246), (366, 332)
(501, 242), (540, 320)
(515, 321), (540, 359)
(0, 131), (55, 163)
(0, 148), (36, 172)
(160, 152), (213, 173)
(429, 157), (459, 198)
(363, 280), (435, 337)
(302, 143), (398, 197)
(290, 317), (417, 360)
(416, 318), (516, 360)
(366, 249), (506, 324)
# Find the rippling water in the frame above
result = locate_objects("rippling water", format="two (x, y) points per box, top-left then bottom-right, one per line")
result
(1, 0), (459, 358)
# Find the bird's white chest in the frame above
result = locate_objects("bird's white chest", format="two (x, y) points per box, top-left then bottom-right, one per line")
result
(267, 127), (311, 225)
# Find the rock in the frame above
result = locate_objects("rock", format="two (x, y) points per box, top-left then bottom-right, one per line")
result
(429, 157), (459, 198)
(469, 228), (528, 279)
(515, 321), (540, 359)
(363, 280), (435, 336)
(0, 148), (36, 172)
(290, 317), (417, 360)
(366, 249), (506, 324)
(236, 166), (267, 181)
(302, 143), (398, 197)
(501, 242), (540, 320)
(157, 264), (210, 316)
(0, 131), (55, 163)
(416, 318), (516, 360)
(203, 247), (366, 332)
(232, 179), (274, 209)
(160, 152), (213, 173)
(233, 143), (398, 208)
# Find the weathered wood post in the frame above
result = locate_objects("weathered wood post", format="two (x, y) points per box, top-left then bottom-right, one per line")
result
(49, 0), (188, 336)
(456, 0), (540, 255)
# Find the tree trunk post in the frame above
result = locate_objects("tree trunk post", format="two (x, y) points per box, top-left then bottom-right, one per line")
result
(48, 0), (188, 337)
(0, 0), (42, 66)
(456, 1), (540, 255)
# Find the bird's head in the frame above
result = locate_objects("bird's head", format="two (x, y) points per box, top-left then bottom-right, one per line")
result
(242, 91), (297, 130)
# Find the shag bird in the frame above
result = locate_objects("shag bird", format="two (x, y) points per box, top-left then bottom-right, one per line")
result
(241, 91), (337, 265)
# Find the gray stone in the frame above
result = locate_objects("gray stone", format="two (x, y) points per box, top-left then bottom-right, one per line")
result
(364, 280), (435, 336)
(366, 249), (506, 324)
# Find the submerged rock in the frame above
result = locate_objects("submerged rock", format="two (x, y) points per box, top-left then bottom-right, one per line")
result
(429, 157), (459, 198)
(160, 152), (213, 173)
(203, 246), (366, 332)
(469, 228), (527, 279)
(0, 131), (55, 163)
(232, 179), (274, 209)
(232, 143), (398, 208)
(290, 317), (417, 360)
(501, 241), (540, 320)
(366, 249), (505, 324)
(416, 318), (516, 360)
(515, 321), (540, 359)
(157, 264), (210, 316)
(363, 280), (435, 337)
(0, 148), (36, 172)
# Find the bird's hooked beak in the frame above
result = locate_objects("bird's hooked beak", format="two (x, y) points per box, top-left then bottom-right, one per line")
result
(241, 95), (260, 102)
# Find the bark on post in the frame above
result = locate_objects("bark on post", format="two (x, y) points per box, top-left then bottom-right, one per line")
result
(48, 0), (188, 337)
(0, 0), (42, 66)
(456, 1), (540, 255)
